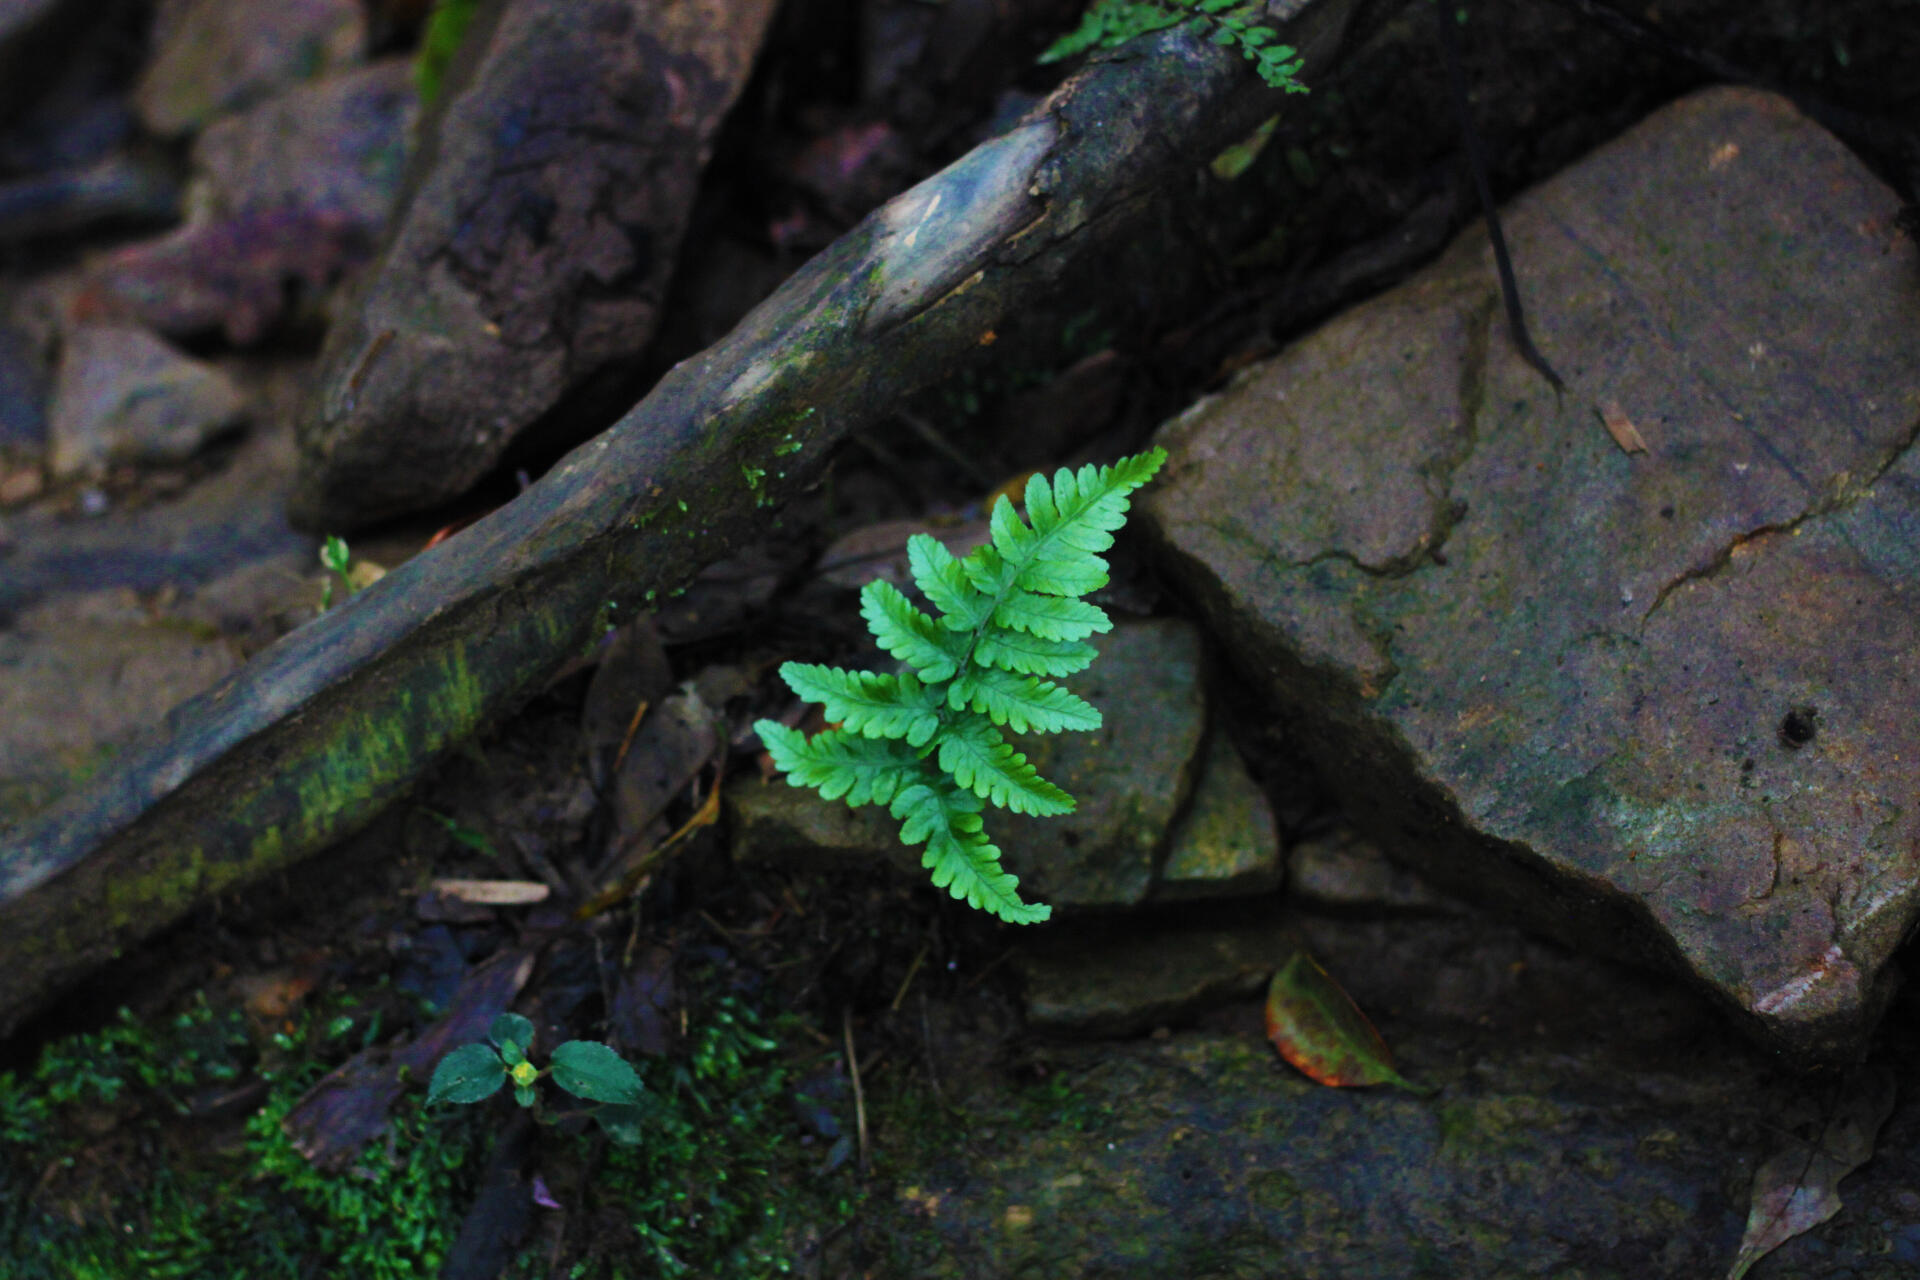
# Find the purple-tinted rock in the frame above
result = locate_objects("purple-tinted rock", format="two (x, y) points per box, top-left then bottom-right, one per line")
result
(1142, 88), (1920, 1064)
(75, 62), (414, 346)
(190, 59), (415, 230)
(77, 209), (372, 344)
(133, 0), (365, 138)
(48, 324), (247, 475)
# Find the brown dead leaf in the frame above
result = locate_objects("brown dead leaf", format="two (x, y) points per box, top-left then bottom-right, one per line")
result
(1727, 1065), (1896, 1279)
(580, 616), (674, 790)
(345, 559), (386, 591)
(610, 944), (677, 1057)
(0, 465), (44, 506)
(1264, 951), (1429, 1093)
(1598, 400), (1650, 454)
(611, 690), (721, 845)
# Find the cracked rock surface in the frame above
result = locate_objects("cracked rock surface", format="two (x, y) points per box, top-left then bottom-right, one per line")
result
(1141, 87), (1920, 1064)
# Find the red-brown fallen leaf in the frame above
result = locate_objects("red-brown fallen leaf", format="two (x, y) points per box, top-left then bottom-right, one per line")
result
(234, 968), (318, 1020)
(1264, 950), (1427, 1092)
(1727, 1065), (1896, 1279)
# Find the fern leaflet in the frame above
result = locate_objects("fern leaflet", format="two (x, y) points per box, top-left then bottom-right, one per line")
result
(752, 447), (1166, 923)
(1038, 0), (1309, 94)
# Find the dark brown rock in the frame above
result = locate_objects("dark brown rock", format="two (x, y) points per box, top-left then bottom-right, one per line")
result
(1014, 920), (1295, 1037)
(1142, 87), (1920, 1064)
(190, 59), (416, 230)
(1154, 729), (1282, 902)
(292, 0), (779, 530)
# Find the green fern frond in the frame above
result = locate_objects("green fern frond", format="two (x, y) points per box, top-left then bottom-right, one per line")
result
(947, 667), (1100, 735)
(1038, 0), (1308, 94)
(778, 663), (944, 747)
(890, 783), (1049, 925)
(752, 447), (1166, 924)
(908, 535), (996, 632)
(973, 629), (1099, 678)
(860, 579), (965, 682)
(936, 714), (1075, 817)
(991, 588), (1111, 642)
(756, 723), (926, 807)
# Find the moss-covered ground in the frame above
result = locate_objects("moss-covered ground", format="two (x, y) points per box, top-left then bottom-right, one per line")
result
(0, 971), (875, 1278)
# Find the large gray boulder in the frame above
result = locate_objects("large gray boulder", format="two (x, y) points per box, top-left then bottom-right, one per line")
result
(1141, 87), (1920, 1065)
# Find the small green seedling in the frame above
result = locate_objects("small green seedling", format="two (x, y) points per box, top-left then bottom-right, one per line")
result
(427, 1014), (645, 1143)
(415, 0), (479, 107)
(754, 449), (1165, 925)
(317, 534), (353, 612)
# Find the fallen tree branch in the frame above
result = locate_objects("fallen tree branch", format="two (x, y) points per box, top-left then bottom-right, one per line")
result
(0, 0), (1360, 1037)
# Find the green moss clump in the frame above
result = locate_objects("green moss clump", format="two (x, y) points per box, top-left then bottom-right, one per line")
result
(2, 982), (862, 1278)
(0, 993), (485, 1279)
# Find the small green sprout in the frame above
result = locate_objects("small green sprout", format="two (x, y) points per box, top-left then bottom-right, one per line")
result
(427, 1014), (646, 1143)
(415, 0), (479, 107)
(318, 534), (353, 611)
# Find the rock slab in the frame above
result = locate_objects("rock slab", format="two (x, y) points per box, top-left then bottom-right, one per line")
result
(48, 324), (247, 475)
(1142, 87), (1920, 1064)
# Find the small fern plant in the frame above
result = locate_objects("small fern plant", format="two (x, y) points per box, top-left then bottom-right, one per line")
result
(753, 449), (1166, 925)
(1040, 0), (1309, 92)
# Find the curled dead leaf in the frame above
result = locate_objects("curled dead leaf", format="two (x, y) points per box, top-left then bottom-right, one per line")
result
(1264, 950), (1430, 1093)
(428, 878), (550, 906)
(1598, 400), (1650, 455)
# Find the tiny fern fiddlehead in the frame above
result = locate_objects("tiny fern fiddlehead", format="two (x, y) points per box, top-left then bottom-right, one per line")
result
(753, 449), (1166, 925)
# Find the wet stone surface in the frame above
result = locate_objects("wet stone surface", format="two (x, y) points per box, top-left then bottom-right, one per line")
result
(871, 906), (1920, 1280)
(1141, 86), (1920, 1064)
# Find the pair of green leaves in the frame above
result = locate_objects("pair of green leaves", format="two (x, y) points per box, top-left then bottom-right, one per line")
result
(427, 1014), (643, 1125)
